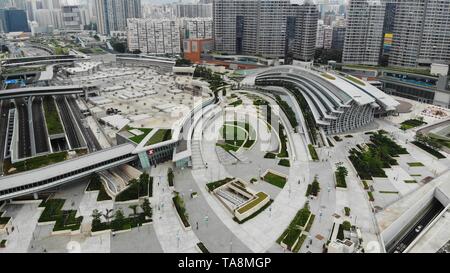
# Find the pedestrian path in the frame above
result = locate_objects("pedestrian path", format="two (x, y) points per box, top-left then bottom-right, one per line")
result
(151, 164), (200, 253)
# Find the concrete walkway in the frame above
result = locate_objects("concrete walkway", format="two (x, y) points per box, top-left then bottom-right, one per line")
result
(150, 164), (199, 253)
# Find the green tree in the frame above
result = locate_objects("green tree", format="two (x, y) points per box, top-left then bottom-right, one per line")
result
(112, 209), (125, 231)
(141, 199), (152, 218)
(103, 208), (114, 224)
(129, 205), (138, 217)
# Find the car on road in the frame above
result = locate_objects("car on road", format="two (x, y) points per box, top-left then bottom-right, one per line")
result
(415, 225), (423, 233)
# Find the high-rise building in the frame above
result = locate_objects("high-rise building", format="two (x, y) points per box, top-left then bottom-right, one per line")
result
(62, 5), (83, 31)
(95, 0), (142, 35)
(342, 0), (386, 65)
(176, 3), (212, 18)
(127, 18), (181, 55)
(331, 25), (346, 50)
(213, 0), (318, 61)
(316, 22), (333, 49)
(0, 8), (29, 32)
(181, 17), (212, 40)
(389, 0), (450, 68)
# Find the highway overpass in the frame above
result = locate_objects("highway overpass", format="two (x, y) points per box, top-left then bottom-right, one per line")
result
(1, 55), (86, 68)
(0, 85), (97, 100)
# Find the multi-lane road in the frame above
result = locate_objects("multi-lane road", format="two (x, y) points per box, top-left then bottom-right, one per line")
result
(66, 96), (101, 152)
(32, 97), (49, 154)
(388, 198), (445, 253)
(15, 98), (32, 159)
(0, 100), (11, 175)
(55, 96), (82, 149)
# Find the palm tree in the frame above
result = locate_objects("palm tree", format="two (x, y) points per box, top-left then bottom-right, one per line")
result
(103, 208), (114, 224)
(129, 205), (138, 217)
(91, 209), (102, 222)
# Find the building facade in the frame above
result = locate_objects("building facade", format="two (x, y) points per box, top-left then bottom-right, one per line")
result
(62, 5), (84, 31)
(176, 3), (212, 18)
(243, 66), (399, 135)
(0, 8), (29, 32)
(213, 0), (318, 61)
(127, 18), (181, 55)
(95, 0), (142, 35)
(342, 0), (386, 65)
(389, 0), (450, 68)
(181, 17), (213, 40)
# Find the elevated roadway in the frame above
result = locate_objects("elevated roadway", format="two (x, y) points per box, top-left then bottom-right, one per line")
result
(0, 85), (97, 100)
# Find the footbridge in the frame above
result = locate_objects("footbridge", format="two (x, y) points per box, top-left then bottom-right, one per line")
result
(0, 143), (137, 201)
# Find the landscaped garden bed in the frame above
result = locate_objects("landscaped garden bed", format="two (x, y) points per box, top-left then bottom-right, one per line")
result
(173, 193), (190, 228)
(233, 199), (273, 224)
(197, 242), (210, 253)
(115, 173), (153, 202)
(411, 141), (446, 159)
(264, 152), (277, 159)
(275, 95), (299, 129)
(308, 144), (319, 161)
(278, 159), (290, 167)
(263, 171), (287, 189)
(38, 199), (83, 232)
(400, 119), (427, 130)
(206, 177), (234, 192)
(335, 163), (348, 189)
(91, 200), (152, 233)
(407, 162), (425, 167)
(349, 131), (408, 180)
(278, 204), (312, 252)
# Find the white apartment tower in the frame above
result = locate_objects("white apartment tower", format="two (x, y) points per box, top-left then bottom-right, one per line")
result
(389, 0), (450, 67)
(213, 0), (318, 61)
(342, 0), (386, 65)
(127, 18), (181, 55)
(95, 0), (142, 35)
(181, 17), (213, 39)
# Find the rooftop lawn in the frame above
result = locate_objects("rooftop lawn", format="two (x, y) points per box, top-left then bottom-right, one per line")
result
(43, 97), (64, 135)
(129, 128), (153, 144)
(237, 192), (268, 214)
(146, 129), (172, 146)
(10, 151), (68, 173)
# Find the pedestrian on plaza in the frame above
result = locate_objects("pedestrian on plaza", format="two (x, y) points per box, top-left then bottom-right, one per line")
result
(196, 222), (199, 230)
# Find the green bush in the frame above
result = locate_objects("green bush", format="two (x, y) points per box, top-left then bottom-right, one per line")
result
(206, 177), (234, 192)
(278, 159), (290, 167)
(335, 172), (347, 188)
(263, 172), (287, 189)
(342, 221), (352, 231)
(344, 207), (351, 216)
(264, 152), (277, 159)
(368, 191), (374, 201)
(168, 168), (174, 187)
(411, 141), (446, 159)
(173, 194), (190, 228)
(115, 173), (153, 202)
(308, 145), (319, 161)
(197, 242), (209, 253)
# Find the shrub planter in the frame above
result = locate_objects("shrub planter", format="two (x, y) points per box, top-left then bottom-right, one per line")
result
(112, 228), (132, 235)
(90, 229), (112, 237)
